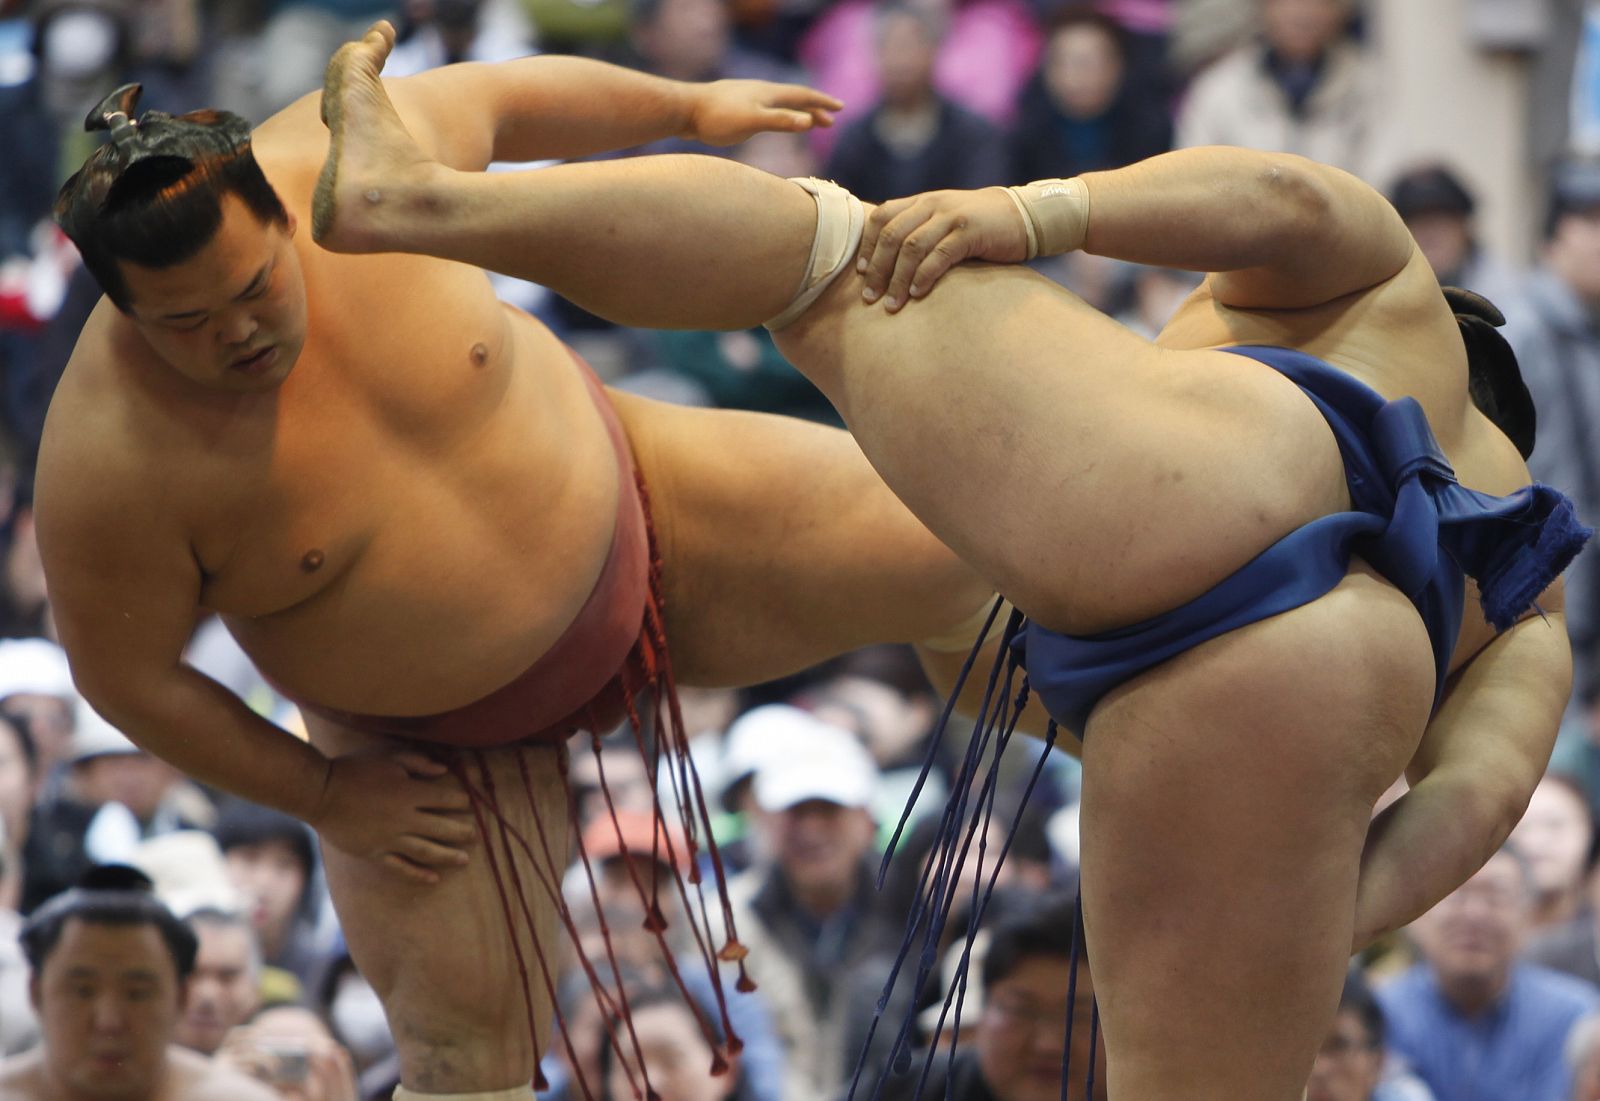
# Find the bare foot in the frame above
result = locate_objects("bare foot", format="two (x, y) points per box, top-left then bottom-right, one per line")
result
(313, 20), (439, 251)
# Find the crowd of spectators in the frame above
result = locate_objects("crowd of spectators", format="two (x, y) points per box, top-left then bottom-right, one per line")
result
(6, 0), (1600, 1098)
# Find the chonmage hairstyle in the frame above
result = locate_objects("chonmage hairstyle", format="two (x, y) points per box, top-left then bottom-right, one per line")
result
(20, 864), (199, 982)
(53, 83), (288, 313)
(1445, 286), (1536, 461)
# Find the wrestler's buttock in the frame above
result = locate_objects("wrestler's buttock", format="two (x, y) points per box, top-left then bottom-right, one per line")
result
(1090, 560), (1437, 791)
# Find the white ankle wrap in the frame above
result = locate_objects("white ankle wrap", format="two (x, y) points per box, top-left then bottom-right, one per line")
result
(765, 177), (865, 332)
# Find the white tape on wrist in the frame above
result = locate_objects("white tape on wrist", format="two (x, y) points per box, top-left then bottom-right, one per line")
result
(1004, 177), (1090, 259)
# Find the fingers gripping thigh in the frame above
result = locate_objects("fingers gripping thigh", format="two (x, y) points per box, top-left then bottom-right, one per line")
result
(321, 742), (569, 1088)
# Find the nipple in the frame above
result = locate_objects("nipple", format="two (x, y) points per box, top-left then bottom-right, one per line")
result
(470, 342), (490, 367)
(363, 188), (382, 205)
(300, 549), (325, 573)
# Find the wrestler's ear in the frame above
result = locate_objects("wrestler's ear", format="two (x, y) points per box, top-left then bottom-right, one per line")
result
(284, 209), (299, 238)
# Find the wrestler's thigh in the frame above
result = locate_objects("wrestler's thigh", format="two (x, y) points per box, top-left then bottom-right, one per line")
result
(773, 263), (1348, 634)
(1075, 566), (1433, 1099)
(307, 719), (567, 1091)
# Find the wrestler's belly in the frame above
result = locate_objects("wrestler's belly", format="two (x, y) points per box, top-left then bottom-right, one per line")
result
(1090, 560), (1437, 776)
(206, 316), (625, 717)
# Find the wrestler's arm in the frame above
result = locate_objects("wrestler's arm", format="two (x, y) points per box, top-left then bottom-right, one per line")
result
(855, 147), (1415, 313)
(372, 27), (839, 171)
(35, 401), (474, 883)
(1349, 598), (1572, 950)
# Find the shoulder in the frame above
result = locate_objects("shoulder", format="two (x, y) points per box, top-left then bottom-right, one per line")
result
(0, 1050), (45, 1098)
(1514, 962), (1600, 1016)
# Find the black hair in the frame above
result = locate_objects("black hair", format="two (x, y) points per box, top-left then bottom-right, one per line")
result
(1335, 970), (1385, 1050)
(1445, 286), (1537, 460)
(20, 864), (199, 982)
(981, 889), (1085, 991)
(212, 799), (318, 879)
(53, 84), (288, 313)
(1045, 4), (1129, 54)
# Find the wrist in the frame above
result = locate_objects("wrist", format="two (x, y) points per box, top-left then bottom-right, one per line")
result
(675, 80), (709, 142)
(1004, 177), (1090, 260)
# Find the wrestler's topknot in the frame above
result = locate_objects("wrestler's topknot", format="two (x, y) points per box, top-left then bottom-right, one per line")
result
(54, 85), (288, 313)
(1445, 286), (1536, 461)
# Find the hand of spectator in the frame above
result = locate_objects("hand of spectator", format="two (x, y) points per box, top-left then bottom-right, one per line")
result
(219, 1025), (361, 1101)
(687, 80), (842, 146)
(856, 188), (1030, 312)
(307, 749), (476, 884)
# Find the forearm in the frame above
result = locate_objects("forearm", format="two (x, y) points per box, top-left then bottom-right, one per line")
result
(468, 56), (700, 163)
(1076, 147), (1331, 273)
(85, 667), (329, 823)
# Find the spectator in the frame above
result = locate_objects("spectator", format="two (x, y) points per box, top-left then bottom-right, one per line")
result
(0, 818), (38, 1055)
(798, 0), (1042, 154)
(251, 0), (400, 122)
(175, 907), (263, 1056)
(1009, 7), (1171, 184)
(598, 974), (752, 1101)
(0, 637), (76, 779)
(220, 1003), (362, 1101)
(1174, 0), (1372, 177)
(1307, 971), (1432, 1101)
(214, 801), (334, 994)
(729, 722), (900, 1101)
(0, 864), (277, 1099)
(876, 891), (1105, 1101)
(386, 0), (532, 72)
(1376, 846), (1600, 1101)
(823, 2), (1006, 204)
(1387, 164), (1522, 310)
(1504, 155), (1600, 708)
(1511, 773), (1596, 932)
(314, 953), (397, 1092)
(711, 704), (828, 874)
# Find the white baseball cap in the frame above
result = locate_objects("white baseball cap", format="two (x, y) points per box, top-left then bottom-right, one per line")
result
(719, 704), (830, 811)
(753, 720), (879, 814)
(0, 637), (76, 702)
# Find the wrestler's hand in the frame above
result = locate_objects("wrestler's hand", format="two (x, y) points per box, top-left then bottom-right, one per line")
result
(309, 749), (476, 885)
(687, 80), (842, 145)
(857, 188), (1030, 311)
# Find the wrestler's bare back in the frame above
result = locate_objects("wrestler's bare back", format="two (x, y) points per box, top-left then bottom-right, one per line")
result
(41, 90), (987, 725)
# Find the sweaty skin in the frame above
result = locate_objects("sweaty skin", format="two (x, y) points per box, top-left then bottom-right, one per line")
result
(299, 27), (1573, 1101)
(35, 40), (990, 1093)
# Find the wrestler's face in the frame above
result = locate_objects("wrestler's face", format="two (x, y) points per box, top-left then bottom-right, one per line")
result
(121, 192), (308, 394)
(33, 918), (184, 1100)
(1305, 1009), (1382, 1101)
(977, 956), (1105, 1101)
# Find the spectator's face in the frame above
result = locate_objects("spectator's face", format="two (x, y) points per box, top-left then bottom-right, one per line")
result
(73, 753), (178, 821)
(1404, 211), (1472, 283)
(175, 920), (258, 1056)
(1508, 778), (1593, 908)
(121, 195), (309, 395)
(810, 676), (931, 767)
(976, 956), (1105, 1101)
(224, 839), (308, 952)
(0, 716), (35, 849)
(769, 800), (874, 901)
(876, 12), (939, 107)
(607, 1003), (736, 1101)
(32, 918), (183, 1100)
(592, 855), (683, 966)
(1414, 853), (1529, 995)
(571, 746), (654, 831)
(1305, 1009), (1382, 1101)
(637, 0), (729, 83)
(1548, 207), (1600, 304)
(1044, 24), (1124, 119)
(1261, 0), (1348, 63)
(5, 692), (74, 774)
(239, 1005), (358, 1101)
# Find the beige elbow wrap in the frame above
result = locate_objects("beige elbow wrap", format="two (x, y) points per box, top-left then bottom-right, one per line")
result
(1003, 177), (1090, 260)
